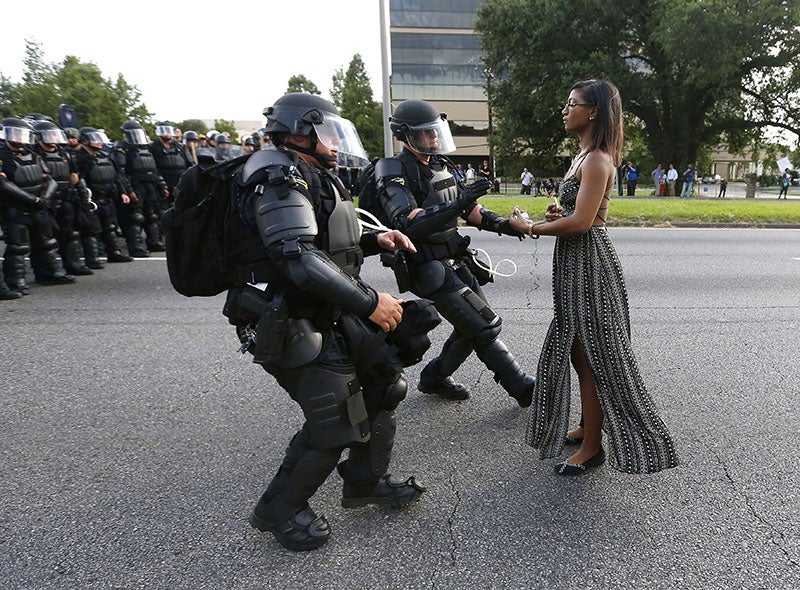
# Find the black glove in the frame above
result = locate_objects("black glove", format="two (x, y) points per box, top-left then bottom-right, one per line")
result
(456, 177), (492, 212)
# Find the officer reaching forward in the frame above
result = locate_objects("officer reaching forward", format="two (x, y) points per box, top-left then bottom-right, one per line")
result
(373, 99), (534, 406)
(220, 93), (426, 551)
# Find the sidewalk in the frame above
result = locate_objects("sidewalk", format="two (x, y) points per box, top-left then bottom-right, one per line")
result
(498, 181), (797, 200)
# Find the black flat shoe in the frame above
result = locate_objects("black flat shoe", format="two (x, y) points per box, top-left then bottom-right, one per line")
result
(564, 433), (584, 446)
(554, 447), (606, 476)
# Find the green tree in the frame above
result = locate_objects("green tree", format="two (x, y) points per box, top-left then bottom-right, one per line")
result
(5, 40), (152, 140)
(286, 74), (321, 95)
(476, 0), (800, 171)
(214, 119), (239, 142)
(178, 119), (208, 135)
(0, 73), (21, 118)
(330, 54), (382, 158)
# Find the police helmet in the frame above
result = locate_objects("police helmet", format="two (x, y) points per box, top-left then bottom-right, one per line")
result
(79, 127), (111, 150)
(64, 127), (80, 140)
(121, 120), (148, 145)
(215, 133), (230, 145)
(33, 120), (68, 145)
(2, 117), (36, 146)
(154, 121), (175, 138)
(389, 99), (456, 155)
(243, 136), (254, 146)
(183, 130), (199, 142)
(263, 92), (368, 165)
(26, 113), (54, 123)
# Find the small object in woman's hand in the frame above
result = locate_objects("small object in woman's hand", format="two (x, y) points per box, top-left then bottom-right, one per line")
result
(553, 196), (561, 209)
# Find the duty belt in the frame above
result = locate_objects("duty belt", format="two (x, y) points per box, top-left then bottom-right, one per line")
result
(409, 235), (468, 263)
(328, 248), (364, 270)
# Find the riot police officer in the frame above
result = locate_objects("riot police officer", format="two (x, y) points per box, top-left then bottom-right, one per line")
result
(374, 99), (534, 406)
(0, 118), (75, 294)
(75, 127), (133, 263)
(213, 133), (232, 161)
(183, 130), (199, 165)
(112, 120), (169, 255)
(32, 120), (97, 275)
(220, 93), (425, 551)
(150, 122), (191, 205)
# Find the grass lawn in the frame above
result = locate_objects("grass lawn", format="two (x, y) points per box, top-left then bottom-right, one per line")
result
(472, 196), (800, 226)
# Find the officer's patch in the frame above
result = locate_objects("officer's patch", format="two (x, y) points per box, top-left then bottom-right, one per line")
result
(390, 176), (406, 186)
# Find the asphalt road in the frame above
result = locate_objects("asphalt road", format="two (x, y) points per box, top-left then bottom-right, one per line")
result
(2, 228), (798, 590)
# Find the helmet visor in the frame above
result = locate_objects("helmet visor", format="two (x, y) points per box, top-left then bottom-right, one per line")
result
(313, 115), (369, 166)
(38, 128), (68, 145)
(405, 117), (456, 155)
(155, 125), (175, 138)
(84, 130), (111, 148)
(4, 126), (35, 145)
(125, 129), (148, 144)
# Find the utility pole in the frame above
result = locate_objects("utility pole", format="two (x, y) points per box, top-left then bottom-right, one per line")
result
(379, 0), (393, 157)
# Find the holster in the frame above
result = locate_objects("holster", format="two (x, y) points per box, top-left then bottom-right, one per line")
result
(381, 250), (413, 293)
(253, 294), (290, 364)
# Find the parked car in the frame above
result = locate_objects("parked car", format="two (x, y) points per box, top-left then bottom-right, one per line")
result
(701, 174), (723, 184)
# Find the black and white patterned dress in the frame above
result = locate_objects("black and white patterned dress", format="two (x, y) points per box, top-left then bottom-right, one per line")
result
(525, 173), (678, 473)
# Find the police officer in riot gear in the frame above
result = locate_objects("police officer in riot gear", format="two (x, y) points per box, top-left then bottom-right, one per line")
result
(374, 99), (534, 406)
(150, 122), (191, 204)
(182, 130), (199, 165)
(75, 128), (133, 263)
(220, 93), (426, 551)
(0, 117), (75, 294)
(213, 133), (232, 161)
(112, 120), (169, 255)
(32, 120), (97, 275)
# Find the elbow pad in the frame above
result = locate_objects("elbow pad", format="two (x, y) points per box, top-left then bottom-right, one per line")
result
(477, 206), (525, 239)
(401, 199), (463, 241)
(283, 244), (378, 317)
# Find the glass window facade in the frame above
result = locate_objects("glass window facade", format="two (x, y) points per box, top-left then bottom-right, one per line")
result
(391, 33), (487, 101)
(390, 0), (482, 29)
(390, 0), (489, 134)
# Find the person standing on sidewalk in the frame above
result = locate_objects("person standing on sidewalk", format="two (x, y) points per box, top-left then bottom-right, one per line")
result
(680, 163), (697, 197)
(778, 168), (791, 199)
(666, 164), (678, 196)
(651, 164), (666, 196)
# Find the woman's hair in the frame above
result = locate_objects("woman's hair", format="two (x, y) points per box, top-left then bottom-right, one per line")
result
(571, 79), (623, 166)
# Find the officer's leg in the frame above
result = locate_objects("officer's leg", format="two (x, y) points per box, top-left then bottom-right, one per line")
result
(1, 216), (29, 296)
(118, 194), (149, 258)
(411, 261), (472, 400)
(59, 200), (93, 275)
(249, 332), (370, 551)
(76, 203), (104, 269)
(98, 200), (132, 262)
(141, 183), (165, 252)
(29, 210), (74, 285)
(419, 330), (473, 400)
(338, 367), (424, 508)
(429, 279), (533, 407)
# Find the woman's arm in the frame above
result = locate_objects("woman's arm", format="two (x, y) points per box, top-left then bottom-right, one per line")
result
(509, 151), (615, 237)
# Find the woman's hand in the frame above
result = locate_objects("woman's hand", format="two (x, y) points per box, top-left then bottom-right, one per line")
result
(545, 202), (563, 222)
(508, 206), (531, 233)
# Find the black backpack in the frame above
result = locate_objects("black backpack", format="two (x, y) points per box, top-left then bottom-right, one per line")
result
(161, 153), (257, 297)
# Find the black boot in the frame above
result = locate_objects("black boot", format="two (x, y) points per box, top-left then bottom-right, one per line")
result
(338, 461), (426, 509)
(33, 244), (75, 285)
(124, 225), (149, 258)
(249, 503), (330, 551)
(0, 267), (22, 300)
(82, 237), (104, 269)
(145, 222), (166, 252)
(61, 239), (93, 276)
(3, 247), (30, 296)
(474, 338), (534, 408)
(102, 233), (133, 262)
(418, 334), (473, 400)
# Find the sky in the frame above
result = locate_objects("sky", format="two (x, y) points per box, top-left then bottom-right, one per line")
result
(0, 0), (387, 124)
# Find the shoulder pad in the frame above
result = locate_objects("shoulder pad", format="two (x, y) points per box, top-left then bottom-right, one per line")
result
(240, 149), (295, 185)
(375, 157), (404, 178)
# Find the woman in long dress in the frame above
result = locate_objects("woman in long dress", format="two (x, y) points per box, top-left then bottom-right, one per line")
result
(508, 79), (678, 476)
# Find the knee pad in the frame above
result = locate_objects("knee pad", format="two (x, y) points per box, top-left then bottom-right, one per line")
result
(381, 374), (408, 411)
(68, 230), (80, 241)
(294, 365), (370, 449)
(41, 237), (59, 251)
(132, 213), (145, 225)
(412, 260), (447, 297)
(7, 242), (31, 256)
(435, 286), (501, 342)
(148, 213), (160, 224)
